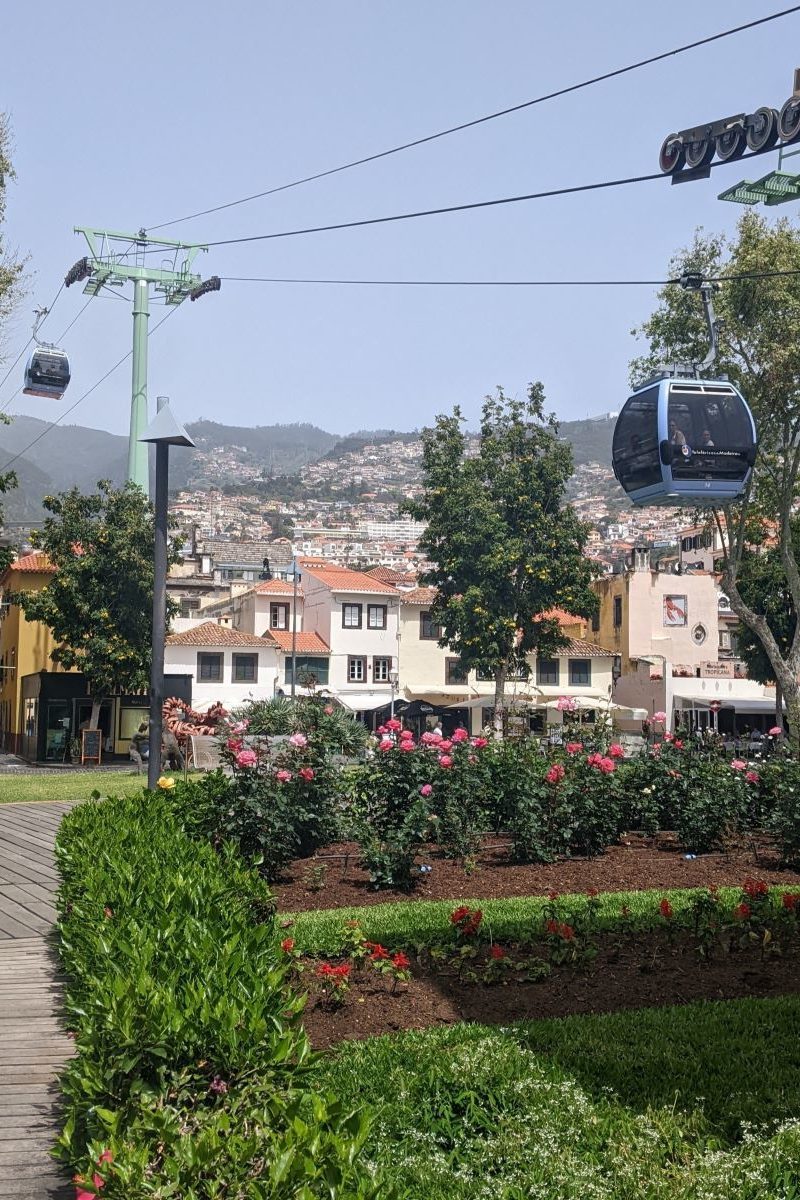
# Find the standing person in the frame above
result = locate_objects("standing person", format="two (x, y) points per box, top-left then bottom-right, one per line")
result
(431, 719), (443, 738)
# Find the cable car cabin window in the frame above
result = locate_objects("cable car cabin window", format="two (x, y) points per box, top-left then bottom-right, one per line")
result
(612, 387), (661, 491)
(30, 353), (69, 385)
(667, 388), (753, 481)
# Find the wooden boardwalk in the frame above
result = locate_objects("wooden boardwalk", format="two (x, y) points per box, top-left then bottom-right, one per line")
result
(0, 803), (75, 1199)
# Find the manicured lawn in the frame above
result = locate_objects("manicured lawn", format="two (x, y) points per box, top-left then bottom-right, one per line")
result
(0, 769), (196, 804)
(321, 996), (800, 1199)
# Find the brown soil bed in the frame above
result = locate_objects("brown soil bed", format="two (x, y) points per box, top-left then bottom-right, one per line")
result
(303, 935), (800, 1049)
(275, 836), (800, 913)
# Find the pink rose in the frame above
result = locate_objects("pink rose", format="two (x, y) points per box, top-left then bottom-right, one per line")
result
(451, 728), (469, 743)
(420, 783), (433, 797)
(324, 705), (334, 715)
(377, 725), (388, 735)
(769, 726), (783, 737)
(731, 759), (746, 771)
(400, 729), (414, 740)
(276, 769), (292, 782)
(546, 764), (565, 784)
(226, 738), (243, 752)
(235, 749), (258, 768)
(231, 720), (248, 733)
(652, 711), (667, 723)
(421, 731), (441, 745)
(289, 732), (308, 748)
(399, 739), (416, 751)
(298, 766), (315, 782)
(608, 743), (624, 759)
(745, 770), (760, 784)
(599, 757), (615, 774)
(566, 742), (583, 755)
(438, 739), (453, 752)
(470, 736), (488, 749)
(379, 738), (394, 752)
(386, 718), (402, 732)
(438, 754), (453, 768)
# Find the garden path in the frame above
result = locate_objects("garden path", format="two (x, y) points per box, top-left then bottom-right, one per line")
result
(0, 802), (75, 1199)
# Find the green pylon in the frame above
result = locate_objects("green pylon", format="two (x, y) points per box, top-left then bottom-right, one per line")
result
(66, 228), (217, 491)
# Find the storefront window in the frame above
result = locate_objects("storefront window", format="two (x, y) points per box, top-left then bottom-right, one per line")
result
(45, 701), (71, 761)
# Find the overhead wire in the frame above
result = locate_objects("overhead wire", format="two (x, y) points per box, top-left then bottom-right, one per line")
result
(221, 266), (800, 288)
(0, 307), (177, 472)
(146, 4), (800, 231)
(200, 151), (777, 248)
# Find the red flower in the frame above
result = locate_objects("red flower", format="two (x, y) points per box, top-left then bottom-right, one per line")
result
(745, 770), (760, 785)
(608, 743), (625, 758)
(280, 938), (295, 953)
(782, 892), (800, 910)
(565, 742), (584, 755)
(560, 923), (575, 940)
(545, 918), (559, 935)
(385, 718), (402, 732)
(546, 763), (565, 784)
(369, 943), (390, 961)
(392, 951), (410, 969)
(674, 739), (684, 749)
(489, 944), (506, 960)
(471, 736), (488, 749)
(586, 887), (599, 898)
(548, 890), (560, 901)
(97, 1151), (113, 1165)
(734, 902), (751, 921)
(743, 878), (768, 899)
(659, 899), (673, 920)
(298, 766), (315, 782)
(451, 905), (471, 925)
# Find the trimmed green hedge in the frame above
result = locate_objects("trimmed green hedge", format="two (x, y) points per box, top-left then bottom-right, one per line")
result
(285, 885), (790, 954)
(55, 793), (388, 1199)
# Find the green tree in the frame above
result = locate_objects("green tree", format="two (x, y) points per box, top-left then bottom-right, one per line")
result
(402, 384), (598, 737)
(734, 526), (798, 721)
(14, 481), (181, 726)
(632, 211), (800, 748)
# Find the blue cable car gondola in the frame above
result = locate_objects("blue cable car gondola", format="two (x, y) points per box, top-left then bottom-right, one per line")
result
(612, 275), (757, 506)
(22, 346), (71, 399)
(21, 306), (71, 400)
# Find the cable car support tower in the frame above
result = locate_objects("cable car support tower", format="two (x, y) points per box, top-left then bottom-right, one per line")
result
(64, 228), (220, 490)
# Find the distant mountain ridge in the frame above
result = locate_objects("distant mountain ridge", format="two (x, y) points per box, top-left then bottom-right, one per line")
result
(0, 412), (617, 526)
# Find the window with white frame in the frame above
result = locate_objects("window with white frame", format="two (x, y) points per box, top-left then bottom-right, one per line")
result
(270, 602), (289, 629)
(342, 603), (362, 629)
(367, 604), (387, 629)
(347, 656), (366, 682)
(373, 656), (392, 682)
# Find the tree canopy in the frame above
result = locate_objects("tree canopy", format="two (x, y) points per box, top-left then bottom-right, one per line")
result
(14, 482), (181, 708)
(402, 384), (597, 732)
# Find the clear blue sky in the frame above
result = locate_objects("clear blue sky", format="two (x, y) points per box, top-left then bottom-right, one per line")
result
(1, 0), (797, 439)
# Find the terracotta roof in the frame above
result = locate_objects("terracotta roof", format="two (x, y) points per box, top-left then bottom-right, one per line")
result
(254, 579), (303, 597)
(263, 630), (330, 653)
(540, 608), (585, 627)
(400, 586), (437, 606)
(364, 566), (412, 584)
(301, 563), (398, 595)
(564, 638), (616, 658)
(166, 621), (269, 648)
(6, 552), (55, 574)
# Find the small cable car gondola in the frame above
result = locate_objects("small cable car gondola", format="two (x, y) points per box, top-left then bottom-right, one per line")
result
(21, 308), (71, 400)
(612, 275), (757, 507)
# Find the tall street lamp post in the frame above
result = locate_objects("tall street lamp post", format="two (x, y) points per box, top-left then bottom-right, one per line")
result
(140, 397), (195, 790)
(389, 666), (399, 721)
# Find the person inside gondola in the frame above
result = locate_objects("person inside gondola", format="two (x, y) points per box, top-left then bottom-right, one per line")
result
(700, 429), (715, 447)
(669, 419), (687, 447)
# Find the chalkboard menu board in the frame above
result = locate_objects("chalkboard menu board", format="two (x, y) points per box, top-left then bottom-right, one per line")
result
(81, 729), (103, 765)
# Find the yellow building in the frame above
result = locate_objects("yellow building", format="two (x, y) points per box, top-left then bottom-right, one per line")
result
(0, 552), (70, 757)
